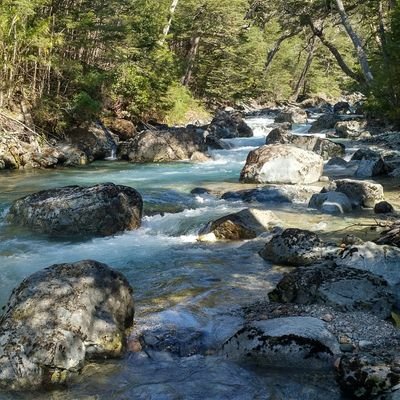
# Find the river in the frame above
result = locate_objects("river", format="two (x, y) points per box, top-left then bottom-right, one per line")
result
(0, 114), (386, 399)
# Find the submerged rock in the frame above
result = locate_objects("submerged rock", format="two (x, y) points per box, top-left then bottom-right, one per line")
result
(118, 128), (207, 162)
(7, 183), (143, 236)
(198, 208), (280, 242)
(269, 264), (394, 319)
(259, 228), (334, 266)
(221, 317), (339, 369)
(308, 191), (352, 214)
(0, 260), (134, 390)
(240, 144), (324, 184)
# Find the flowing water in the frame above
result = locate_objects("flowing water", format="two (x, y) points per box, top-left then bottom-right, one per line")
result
(0, 114), (392, 400)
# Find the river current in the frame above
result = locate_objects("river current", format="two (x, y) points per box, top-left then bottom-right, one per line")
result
(0, 115), (385, 399)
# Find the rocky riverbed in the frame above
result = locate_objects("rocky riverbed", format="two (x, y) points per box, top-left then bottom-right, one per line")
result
(0, 102), (400, 399)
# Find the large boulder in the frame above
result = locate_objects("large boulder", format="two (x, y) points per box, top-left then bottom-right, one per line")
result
(326, 179), (384, 208)
(269, 264), (394, 319)
(103, 117), (137, 141)
(118, 129), (207, 162)
(207, 110), (253, 139)
(265, 126), (291, 144)
(274, 108), (308, 124)
(309, 114), (340, 133)
(198, 208), (280, 242)
(259, 228), (334, 266)
(333, 101), (351, 115)
(7, 183), (143, 236)
(66, 123), (116, 161)
(240, 144), (324, 184)
(308, 191), (352, 214)
(0, 260), (134, 390)
(221, 317), (339, 369)
(335, 120), (367, 138)
(355, 158), (389, 178)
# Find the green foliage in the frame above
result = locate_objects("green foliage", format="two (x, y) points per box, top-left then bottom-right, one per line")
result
(163, 83), (210, 125)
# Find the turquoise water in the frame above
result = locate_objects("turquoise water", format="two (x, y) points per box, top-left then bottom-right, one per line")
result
(0, 116), (347, 399)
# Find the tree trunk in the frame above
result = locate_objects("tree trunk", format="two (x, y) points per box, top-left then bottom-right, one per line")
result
(308, 19), (363, 84)
(265, 29), (300, 71)
(181, 36), (200, 87)
(292, 36), (317, 101)
(334, 0), (374, 84)
(159, 0), (180, 45)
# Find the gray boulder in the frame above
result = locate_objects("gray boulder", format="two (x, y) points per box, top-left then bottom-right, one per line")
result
(265, 126), (291, 144)
(118, 128), (207, 162)
(309, 114), (340, 133)
(355, 158), (389, 178)
(335, 120), (367, 138)
(207, 110), (253, 139)
(259, 228), (334, 266)
(221, 317), (339, 369)
(333, 101), (351, 115)
(0, 260), (134, 390)
(198, 208), (280, 242)
(274, 108), (308, 124)
(326, 179), (384, 208)
(269, 264), (394, 319)
(240, 145), (324, 184)
(351, 148), (382, 161)
(7, 183), (143, 236)
(308, 191), (352, 214)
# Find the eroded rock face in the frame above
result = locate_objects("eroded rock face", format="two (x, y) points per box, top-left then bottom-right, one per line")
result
(221, 317), (339, 369)
(308, 191), (352, 214)
(259, 228), (334, 266)
(325, 179), (384, 208)
(118, 129), (207, 162)
(269, 264), (394, 319)
(0, 260), (134, 390)
(240, 145), (324, 184)
(337, 353), (400, 399)
(7, 183), (143, 236)
(198, 208), (280, 242)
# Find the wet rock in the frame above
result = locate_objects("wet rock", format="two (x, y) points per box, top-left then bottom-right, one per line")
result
(190, 151), (210, 162)
(0, 260), (134, 390)
(240, 144), (324, 184)
(355, 158), (389, 178)
(376, 223), (400, 247)
(191, 187), (211, 195)
(351, 148), (382, 161)
(336, 352), (400, 399)
(221, 317), (339, 369)
(269, 263), (394, 319)
(326, 157), (348, 168)
(308, 191), (352, 214)
(333, 102), (351, 115)
(335, 120), (367, 138)
(207, 110), (253, 139)
(222, 184), (320, 204)
(309, 114), (340, 133)
(259, 228), (333, 266)
(374, 201), (395, 214)
(118, 128), (207, 162)
(198, 208), (280, 242)
(325, 179), (384, 208)
(7, 183), (143, 236)
(274, 108), (308, 124)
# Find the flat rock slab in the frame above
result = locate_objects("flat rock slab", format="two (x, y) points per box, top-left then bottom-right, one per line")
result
(221, 317), (339, 370)
(7, 183), (143, 236)
(0, 260), (134, 390)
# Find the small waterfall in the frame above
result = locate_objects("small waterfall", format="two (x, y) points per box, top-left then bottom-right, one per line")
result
(98, 121), (118, 160)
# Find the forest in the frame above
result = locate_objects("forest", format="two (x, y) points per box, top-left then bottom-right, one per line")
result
(0, 0), (399, 131)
